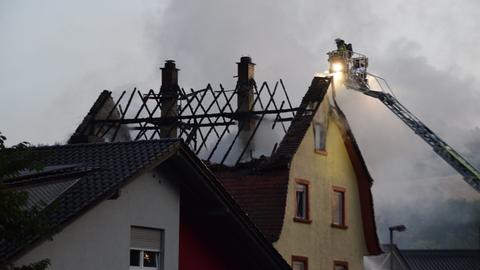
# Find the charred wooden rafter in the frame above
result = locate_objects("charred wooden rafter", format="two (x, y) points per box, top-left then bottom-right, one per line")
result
(92, 80), (299, 164)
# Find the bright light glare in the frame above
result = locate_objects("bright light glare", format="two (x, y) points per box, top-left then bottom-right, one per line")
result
(314, 70), (330, 77)
(333, 71), (344, 84)
(331, 63), (343, 73)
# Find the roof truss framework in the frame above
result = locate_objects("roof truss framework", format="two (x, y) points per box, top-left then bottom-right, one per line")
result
(90, 80), (303, 165)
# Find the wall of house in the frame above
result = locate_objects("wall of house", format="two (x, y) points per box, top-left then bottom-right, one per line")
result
(15, 169), (180, 270)
(273, 94), (369, 270)
(179, 210), (243, 270)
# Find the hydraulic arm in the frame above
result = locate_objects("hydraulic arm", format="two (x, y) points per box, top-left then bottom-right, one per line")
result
(365, 90), (480, 192)
(327, 42), (480, 192)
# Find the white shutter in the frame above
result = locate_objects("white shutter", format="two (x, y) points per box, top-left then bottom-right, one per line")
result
(130, 227), (163, 250)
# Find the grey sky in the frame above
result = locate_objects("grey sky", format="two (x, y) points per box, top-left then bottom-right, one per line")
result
(1, 0), (479, 246)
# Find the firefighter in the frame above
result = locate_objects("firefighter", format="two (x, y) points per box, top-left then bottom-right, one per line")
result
(335, 38), (347, 52)
(346, 43), (353, 58)
(346, 43), (353, 52)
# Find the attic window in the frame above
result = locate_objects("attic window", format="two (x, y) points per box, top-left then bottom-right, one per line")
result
(313, 122), (327, 153)
(294, 179), (311, 223)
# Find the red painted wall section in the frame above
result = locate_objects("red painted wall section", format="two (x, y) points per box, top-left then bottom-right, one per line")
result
(179, 209), (246, 270)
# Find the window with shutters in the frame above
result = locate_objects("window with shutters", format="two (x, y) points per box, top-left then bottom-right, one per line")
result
(130, 226), (164, 270)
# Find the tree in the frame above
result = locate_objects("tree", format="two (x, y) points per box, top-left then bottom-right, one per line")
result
(0, 132), (50, 270)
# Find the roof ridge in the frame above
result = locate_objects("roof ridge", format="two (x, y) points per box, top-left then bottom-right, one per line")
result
(31, 139), (182, 150)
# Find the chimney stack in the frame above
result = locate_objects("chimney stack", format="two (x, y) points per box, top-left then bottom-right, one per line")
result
(236, 56), (256, 131)
(160, 60), (180, 138)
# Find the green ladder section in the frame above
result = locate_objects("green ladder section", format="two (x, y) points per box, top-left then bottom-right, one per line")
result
(363, 90), (480, 193)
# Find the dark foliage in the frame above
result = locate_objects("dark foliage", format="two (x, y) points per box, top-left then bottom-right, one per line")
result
(0, 132), (50, 270)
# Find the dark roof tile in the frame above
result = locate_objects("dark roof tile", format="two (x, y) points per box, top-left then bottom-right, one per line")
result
(215, 169), (289, 242)
(402, 250), (480, 270)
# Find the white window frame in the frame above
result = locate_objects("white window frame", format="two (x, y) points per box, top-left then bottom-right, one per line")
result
(130, 247), (161, 270)
(294, 179), (311, 223)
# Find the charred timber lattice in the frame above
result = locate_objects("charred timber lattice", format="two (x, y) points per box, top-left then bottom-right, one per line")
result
(92, 76), (298, 164)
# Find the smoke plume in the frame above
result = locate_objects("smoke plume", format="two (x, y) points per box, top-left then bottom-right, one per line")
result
(1, 0), (480, 248)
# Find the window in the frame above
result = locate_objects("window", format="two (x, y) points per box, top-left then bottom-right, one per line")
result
(294, 179), (311, 223)
(130, 226), (164, 269)
(332, 187), (347, 229)
(334, 260), (348, 270)
(292, 256), (308, 270)
(313, 122), (327, 153)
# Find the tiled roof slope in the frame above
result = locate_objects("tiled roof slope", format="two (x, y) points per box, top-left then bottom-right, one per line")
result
(213, 76), (382, 255)
(0, 139), (181, 263)
(402, 250), (480, 270)
(214, 169), (289, 242)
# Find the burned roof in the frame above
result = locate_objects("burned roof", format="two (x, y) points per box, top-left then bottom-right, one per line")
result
(67, 59), (298, 166)
(65, 58), (381, 254)
(269, 76), (331, 167)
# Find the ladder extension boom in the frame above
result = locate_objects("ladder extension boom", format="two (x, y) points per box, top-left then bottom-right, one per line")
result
(371, 90), (480, 192)
(327, 43), (480, 192)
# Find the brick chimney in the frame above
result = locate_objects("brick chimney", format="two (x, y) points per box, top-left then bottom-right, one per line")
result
(160, 60), (180, 138)
(236, 56), (256, 131)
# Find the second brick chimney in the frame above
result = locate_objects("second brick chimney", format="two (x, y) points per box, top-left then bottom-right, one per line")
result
(236, 56), (256, 131)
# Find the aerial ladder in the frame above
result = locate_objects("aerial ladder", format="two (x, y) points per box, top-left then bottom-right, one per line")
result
(327, 40), (480, 193)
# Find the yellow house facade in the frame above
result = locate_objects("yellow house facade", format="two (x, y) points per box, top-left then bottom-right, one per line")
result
(214, 76), (381, 270)
(273, 77), (381, 270)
